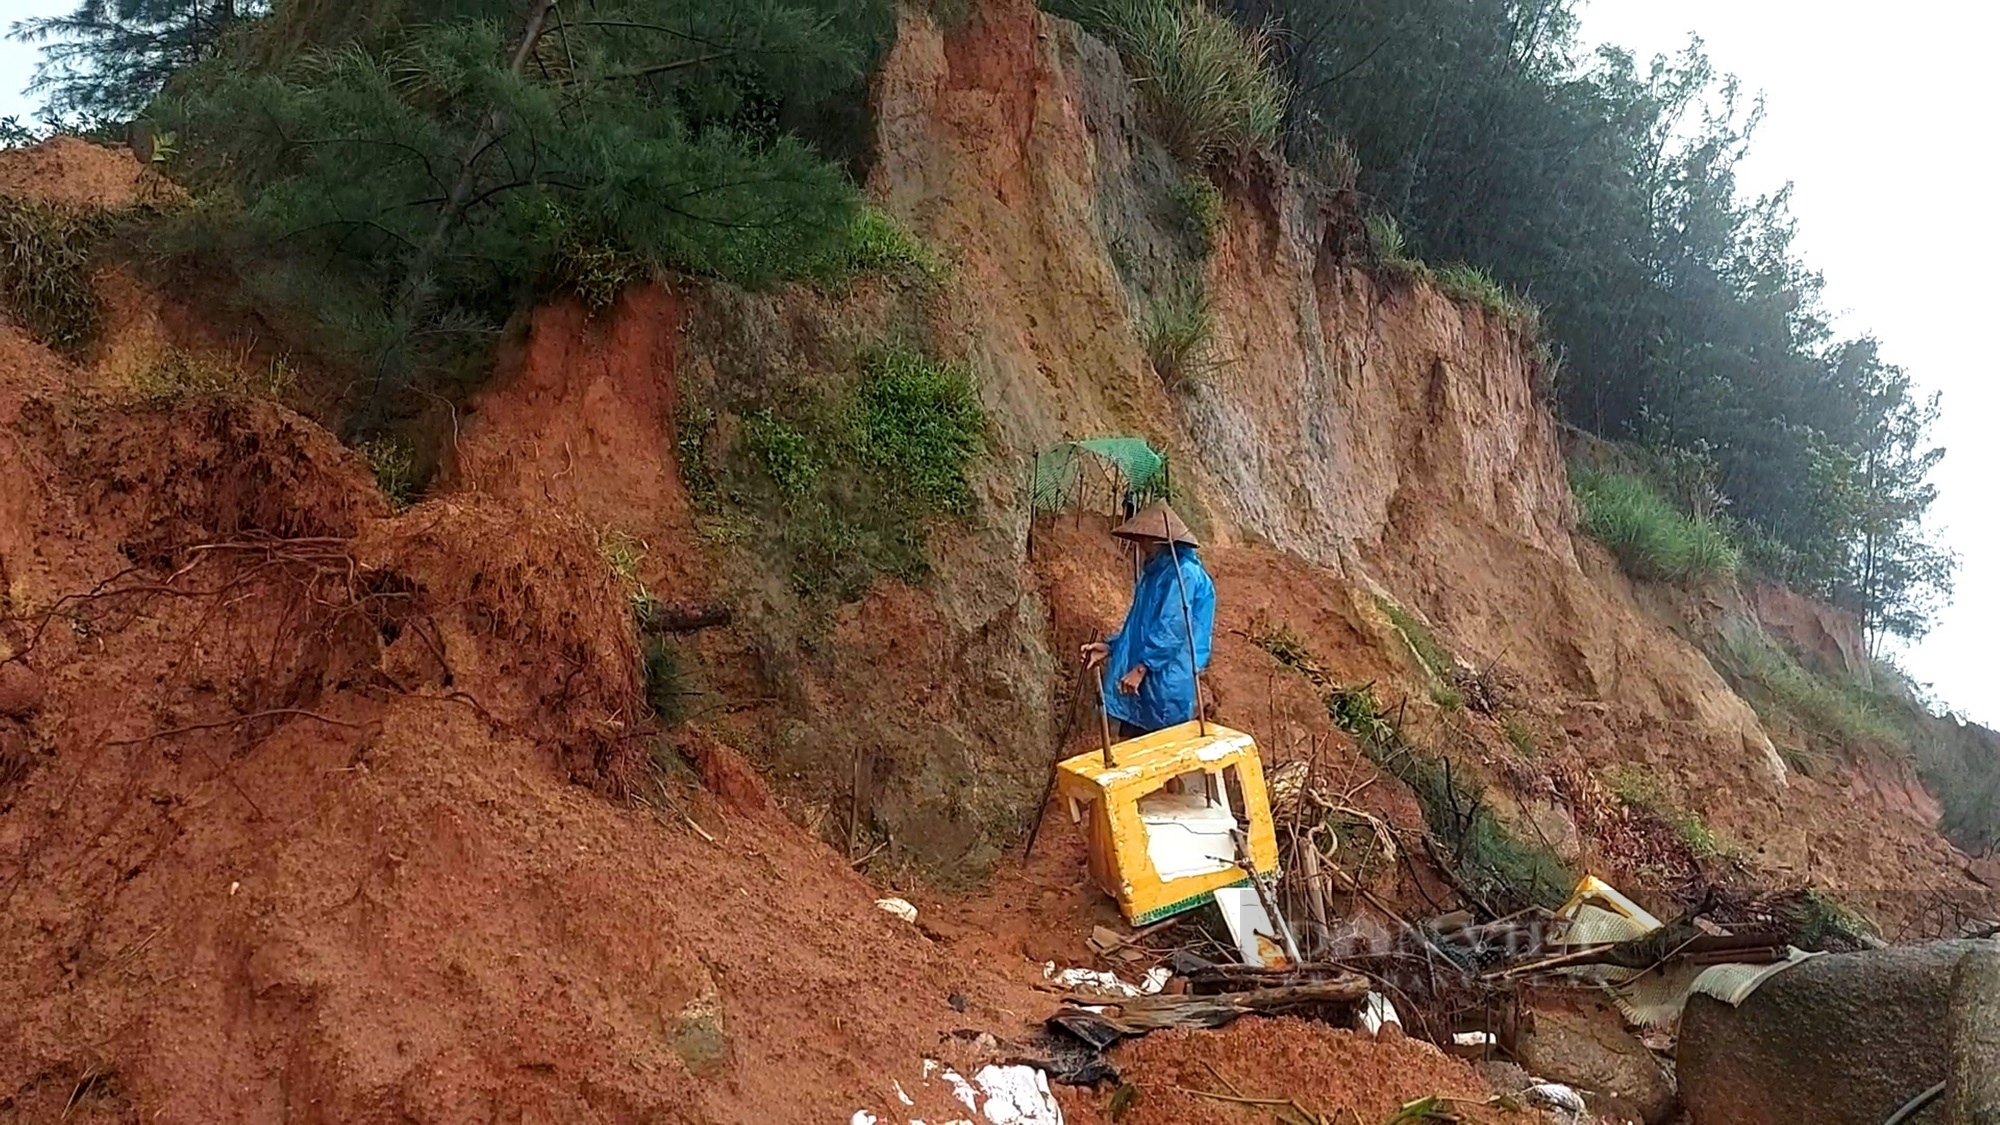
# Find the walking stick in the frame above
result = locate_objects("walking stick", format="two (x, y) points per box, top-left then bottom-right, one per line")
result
(1095, 664), (1117, 768)
(1024, 660), (1090, 859)
(1165, 538), (1207, 735)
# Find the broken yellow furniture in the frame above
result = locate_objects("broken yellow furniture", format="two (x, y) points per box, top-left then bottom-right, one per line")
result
(1054, 720), (1280, 925)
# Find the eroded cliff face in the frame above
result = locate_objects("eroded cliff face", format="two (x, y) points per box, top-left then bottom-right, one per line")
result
(839, 0), (1982, 908)
(431, 0), (1980, 908)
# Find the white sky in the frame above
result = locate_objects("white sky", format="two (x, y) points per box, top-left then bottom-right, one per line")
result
(1, 0), (1993, 718)
(1578, 0), (2000, 722)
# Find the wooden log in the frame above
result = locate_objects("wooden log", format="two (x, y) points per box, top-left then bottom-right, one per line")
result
(1049, 974), (1372, 1044)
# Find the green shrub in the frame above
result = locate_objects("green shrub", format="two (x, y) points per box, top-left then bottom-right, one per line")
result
(1713, 619), (1907, 762)
(853, 344), (985, 514)
(696, 341), (984, 603)
(746, 409), (820, 500)
(1173, 174), (1226, 252)
(1571, 465), (1741, 585)
(0, 195), (112, 354)
(1051, 0), (1285, 165)
(359, 435), (421, 510)
(1140, 273), (1213, 388)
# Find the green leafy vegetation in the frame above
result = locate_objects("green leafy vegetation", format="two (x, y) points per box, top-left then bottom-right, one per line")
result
(812, 206), (946, 289)
(359, 435), (421, 510)
(0, 195), (113, 354)
(745, 410), (820, 500)
(1254, 627), (1572, 912)
(697, 342), (985, 601)
(1502, 717), (1536, 756)
(1227, 0), (1952, 645)
(1172, 174), (1226, 253)
(1047, 0), (1285, 165)
(1139, 273), (1214, 388)
(1711, 619), (1906, 773)
(1432, 262), (1540, 336)
(1571, 465), (1740, 585)
(42, 0), (901, 428)
(854, 345), (985, 514)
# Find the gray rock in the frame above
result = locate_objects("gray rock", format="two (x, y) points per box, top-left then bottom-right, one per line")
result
(1679, 940), (2000, 1125)
(1949, 947), (2000, 1125)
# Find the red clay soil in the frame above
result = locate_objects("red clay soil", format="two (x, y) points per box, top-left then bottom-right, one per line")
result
(452, 286), (704, 596)
(1061, 1018), (1536, 1125)
(0, 379), (1054, 1122)
(0, 136), (176, 208)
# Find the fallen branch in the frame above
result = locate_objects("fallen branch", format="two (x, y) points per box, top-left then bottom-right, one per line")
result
(1049, 975), (1371, 1046)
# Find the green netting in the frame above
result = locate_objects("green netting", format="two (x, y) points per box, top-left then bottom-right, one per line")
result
(1030, 437), (1169, 515)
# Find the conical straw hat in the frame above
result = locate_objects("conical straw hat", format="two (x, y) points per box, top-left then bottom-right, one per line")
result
(1112, 501), (1199, 546)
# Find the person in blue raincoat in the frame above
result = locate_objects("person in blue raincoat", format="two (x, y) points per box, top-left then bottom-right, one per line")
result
(1080, 501), (1215, 739)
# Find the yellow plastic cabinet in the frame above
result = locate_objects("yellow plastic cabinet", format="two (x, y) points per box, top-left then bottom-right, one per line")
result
(1053, 720), (1281, 925)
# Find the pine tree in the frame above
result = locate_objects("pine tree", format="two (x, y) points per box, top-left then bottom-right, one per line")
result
(144, 0), (894, 416)
(9, 0), (259, 123)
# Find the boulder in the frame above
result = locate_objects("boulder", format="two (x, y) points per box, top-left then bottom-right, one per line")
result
(1949, 947), (2000, 1124)
(1519, 1000), (1676, 1124)
(1680, 940), (1999, 1125)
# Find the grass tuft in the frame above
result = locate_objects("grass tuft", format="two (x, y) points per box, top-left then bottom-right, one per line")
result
(0, 194), (113, 355)
(1433, 262), (1542, 335)
(1052, 0), (1285, 165)
(1502, 717), (1537, 756)
(1606, 766), (1729, 860)
(1571, 465), (1740, 585)
(1712, 619), (1906, 766)
(811, 206), (945, 290)
(1139, 272), (1213, 389)
(359, 435), (421, 510)
(132, 347), (297, 401)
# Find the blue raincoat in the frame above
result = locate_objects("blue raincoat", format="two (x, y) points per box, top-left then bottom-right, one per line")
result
(1102, 546), (1215, 733)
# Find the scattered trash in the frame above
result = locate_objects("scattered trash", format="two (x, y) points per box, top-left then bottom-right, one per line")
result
(1213, 886), (1289, 967)
(1451, 1031), (1494, 1048)
(1052, 721), (1280, 925)
(970, 1064), (1063, 1124)
(876, 897), (919, 924)
(1043, 962), (1170, 998)
(1357, 991), (1403, 1036)
(1521, 1082), (1588, 1124)
(1556, 875), (1662, 945)
(856, 1060), (1063, 1125)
